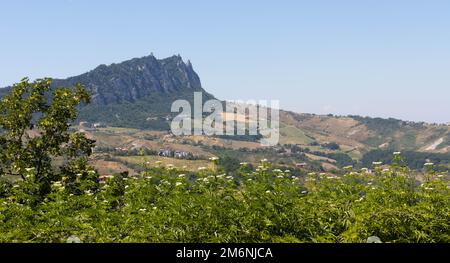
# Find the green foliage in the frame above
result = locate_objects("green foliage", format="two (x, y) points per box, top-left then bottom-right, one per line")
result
(77, 90), (214, 130)
(349, 115), (405, 135)
(217, 155), (242, 175)
(361, 149), (450, 171)
(0, 157), (448, 243)
(322, 142), (340, 150)
(284, 144), (355, 168)
(0, 78), (98, 201)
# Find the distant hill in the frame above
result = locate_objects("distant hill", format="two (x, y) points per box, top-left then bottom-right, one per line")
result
(0, 54), (215, 129)
(279, 110), (450, 156)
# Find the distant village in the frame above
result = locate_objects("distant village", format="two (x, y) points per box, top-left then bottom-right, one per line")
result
(157, 149), (193, 159)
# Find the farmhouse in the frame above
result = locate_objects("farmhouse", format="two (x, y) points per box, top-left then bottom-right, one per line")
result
(295, 162), (308, 168)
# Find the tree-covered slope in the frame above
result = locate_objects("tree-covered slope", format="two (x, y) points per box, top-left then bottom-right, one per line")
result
(0, 54), (215, 129)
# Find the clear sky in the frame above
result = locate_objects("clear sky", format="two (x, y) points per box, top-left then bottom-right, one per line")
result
(1, 0), (449, 123)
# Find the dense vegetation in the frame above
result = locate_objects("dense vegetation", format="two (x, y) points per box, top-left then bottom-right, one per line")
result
(287, 144), (355, 168)
(78, 90), (214, 130)
(1, 158), (448, 243)
(0, 78), (96, 201)
(349, 116), (405, 135)
(362, 149), (450, 171)
(0, 79), (449, 243)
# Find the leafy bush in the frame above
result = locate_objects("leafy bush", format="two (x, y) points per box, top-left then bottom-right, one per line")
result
(0, 158), (448, 243)
(0, 78), (98, 203)
(361, 149), (450, 170)
(322, 142), (340, 150)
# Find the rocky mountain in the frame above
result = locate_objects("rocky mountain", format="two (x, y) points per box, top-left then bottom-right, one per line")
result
(53, 54), (208, 105)
(0, 54), (215, 129)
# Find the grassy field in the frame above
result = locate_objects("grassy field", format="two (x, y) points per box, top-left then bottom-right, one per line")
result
(279, 124), (314, 145)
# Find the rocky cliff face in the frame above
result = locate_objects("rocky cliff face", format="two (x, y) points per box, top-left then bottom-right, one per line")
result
(52, 54), (207, 105)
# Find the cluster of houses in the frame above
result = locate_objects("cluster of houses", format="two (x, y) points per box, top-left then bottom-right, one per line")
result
(107, 146), (194, 159)
(158, 148), (193, 159)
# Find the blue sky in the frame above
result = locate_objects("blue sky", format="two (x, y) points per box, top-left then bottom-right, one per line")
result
(1, 0), (449, 123)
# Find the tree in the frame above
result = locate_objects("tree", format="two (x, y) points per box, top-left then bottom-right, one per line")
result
(218, 155), (241, 175)
(0, 78), (96, 198)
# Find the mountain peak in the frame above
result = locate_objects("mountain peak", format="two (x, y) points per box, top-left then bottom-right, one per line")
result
(52, 54), (207, 105)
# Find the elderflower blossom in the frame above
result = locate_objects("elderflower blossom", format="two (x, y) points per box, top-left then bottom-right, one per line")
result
(355, 197), (364, 202)
(52, 181), (63, 188)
